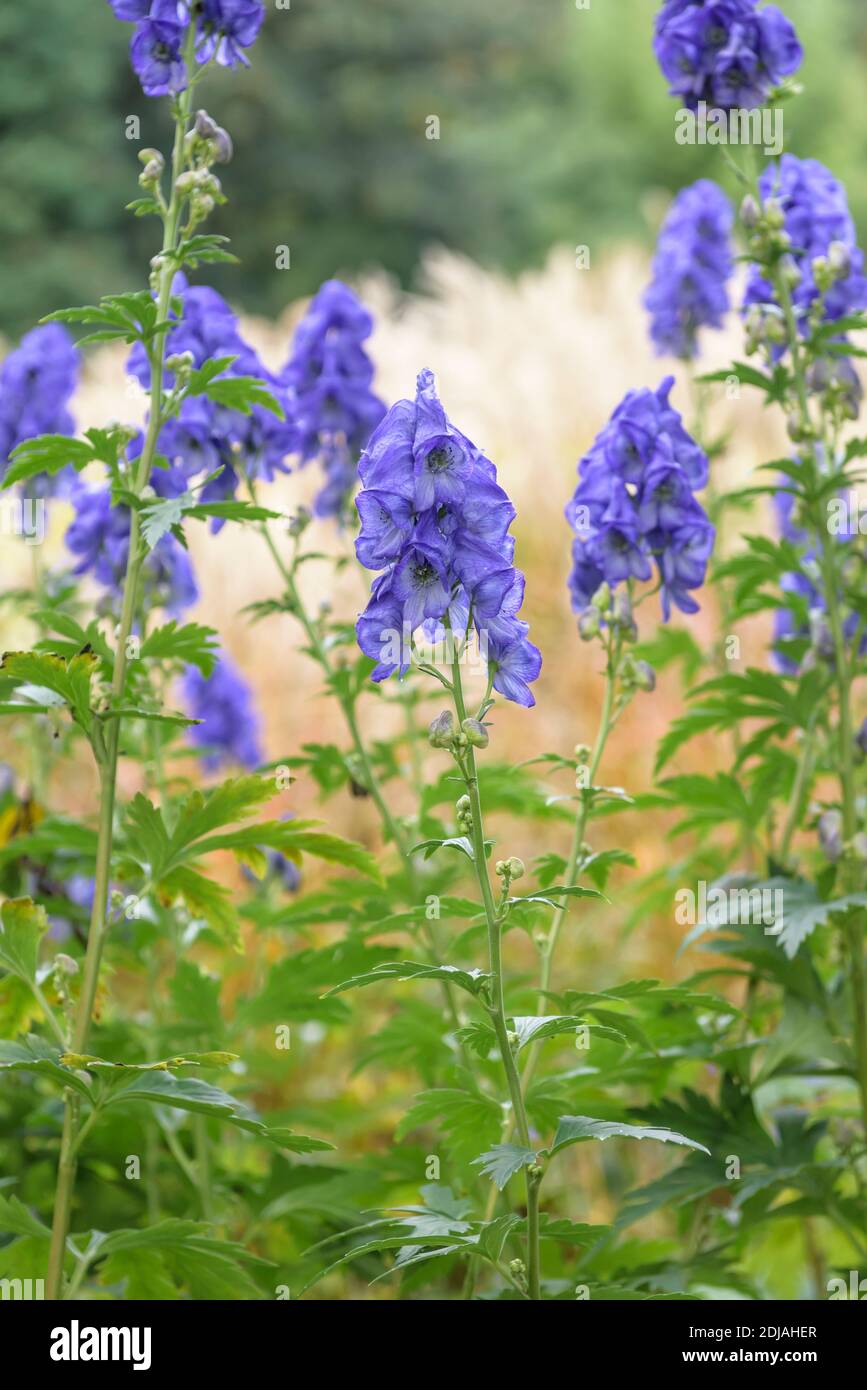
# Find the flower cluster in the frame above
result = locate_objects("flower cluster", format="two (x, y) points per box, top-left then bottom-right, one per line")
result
(743, 156), (867, 340)
(0, 325), (80, 494)
(280, 280), (385, 519)
(654, 0), (802, 111)
(129, 276), (296, 519)
(566, 377), (714, 622)
(644, 179), (734, 359)
(108, 1), (265, 97)
(181, 655), (262, 769)
(65, 482), (198, 614)
(354, 369), (541, 707)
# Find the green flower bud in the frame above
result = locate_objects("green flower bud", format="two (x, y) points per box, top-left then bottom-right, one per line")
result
(54, 953), (79, 976)
(578, 606), (600, 641)
(828, 240), (851, 278)
(590, 581), (611, 614)
(632, 660), (656, 693)
(429, 710), (455, 749)
(461, 717), (489, 749)
(507, 856), (525, 880)
(574, 743), (591, 764)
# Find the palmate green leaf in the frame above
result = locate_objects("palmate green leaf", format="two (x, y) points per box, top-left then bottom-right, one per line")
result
(546, 1115), (711, 1159)
(168, 960), (223, 1039)
(509, 1015), (615, 1051)
(698, 360), (789, 403)
(410, 835), (479, 862)
(0, 1036), (94, 1099)
(326, 960), (490, 999)
(170, 233), (239, 270)
(0, 898), (49, 985)
(160, 864), (241, 948)
(472, 1143), (537, 1190)
(508, 885), (603, 911)
(0, 650), (97, 733)
(140, 620), (219, 676)
(395, 1087), (503, 1168)
(1, 434), (97, 489)
(195, 820), (383, 884)
(0, 1191), (52, 1240)
(58, 1051), (238, 1073)
(103, 1070), (332, 1152)
(186, 357), (284, 417)
(98, 1219), (270, 1301)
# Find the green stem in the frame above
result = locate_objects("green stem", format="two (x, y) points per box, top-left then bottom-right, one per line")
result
(252, 491), (474, 1066)
(45, 64), (194, 1302)
(449, 646), (541, 1300)
(771, 260), (867, 1133)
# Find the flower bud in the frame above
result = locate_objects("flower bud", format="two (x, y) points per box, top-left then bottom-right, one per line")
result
(818, 809), (843, 862)
(828, 240), (851, 278)
(461, 717), (489, 749)
(578, 606), (600, 641)
(574, 743), (591, 764)
(138, 148), (164, 170)
(590, 581), (611, 614)
(740, 194), (760, 229)
(54, 953), (79, 976)
(194, 110), (219, 141)
(632, 659), (656, 693)
(456, 794), (471, 815)
(506, 856), (525, 880)
(428, 710), (455, 749)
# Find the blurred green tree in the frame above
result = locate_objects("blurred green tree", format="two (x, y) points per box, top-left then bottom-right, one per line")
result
(2, 0), (866, 339)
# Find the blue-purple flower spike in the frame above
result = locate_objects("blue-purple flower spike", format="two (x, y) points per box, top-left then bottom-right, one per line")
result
(644, 179), (734, 360)
(653, 0), (802, 113)
(281, 280), (385, 519)
(566, 378), (714, 622)
(743, 155), (867, 339)
(181, 655), (263, 770)
(354, 369), (542, 707)
(0, 325), (80, 494)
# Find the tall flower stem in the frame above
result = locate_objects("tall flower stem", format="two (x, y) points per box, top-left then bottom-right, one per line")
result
(251, 498), (472, 1059)
(523, 629), (619, 1094)
(449, 646), (541, 1299)
(45, 68), (194, 1302)
(770, 258), (867, 1134)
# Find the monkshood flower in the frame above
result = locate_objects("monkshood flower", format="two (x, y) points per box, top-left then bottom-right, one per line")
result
(566, 378), (714, 622)
(644, 179), (734, 359)
(0, 325), (80, 493)
(128, 278), (295, 517)
(66, 482), (198, 614)
(771, 479), (861, 672)
(743, 156), (867, 341)
(281, 280), (385, 519)
(354, 369), (541, 707)
(654, 0), (802, 112)
(181, 655), (262, 769)
(108, 0), (265, 97)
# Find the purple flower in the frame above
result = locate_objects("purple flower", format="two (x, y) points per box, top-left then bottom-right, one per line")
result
(354, 370), (541, 706)
(129, 278), (295, 519)
(66, 483), (198, 614)
(130, 16), (188, 97)
(109, 0), (265, 95)
(743, 156), (867, 341)
(566, 378), (713, 621)
(196, 1), (265, 68)
(644, 180), (734, 359)
(0, 325), (80, 494)
(181, 656), (262, 770)
(654, 0), (802, 112)
(281, 280), (385, 518)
